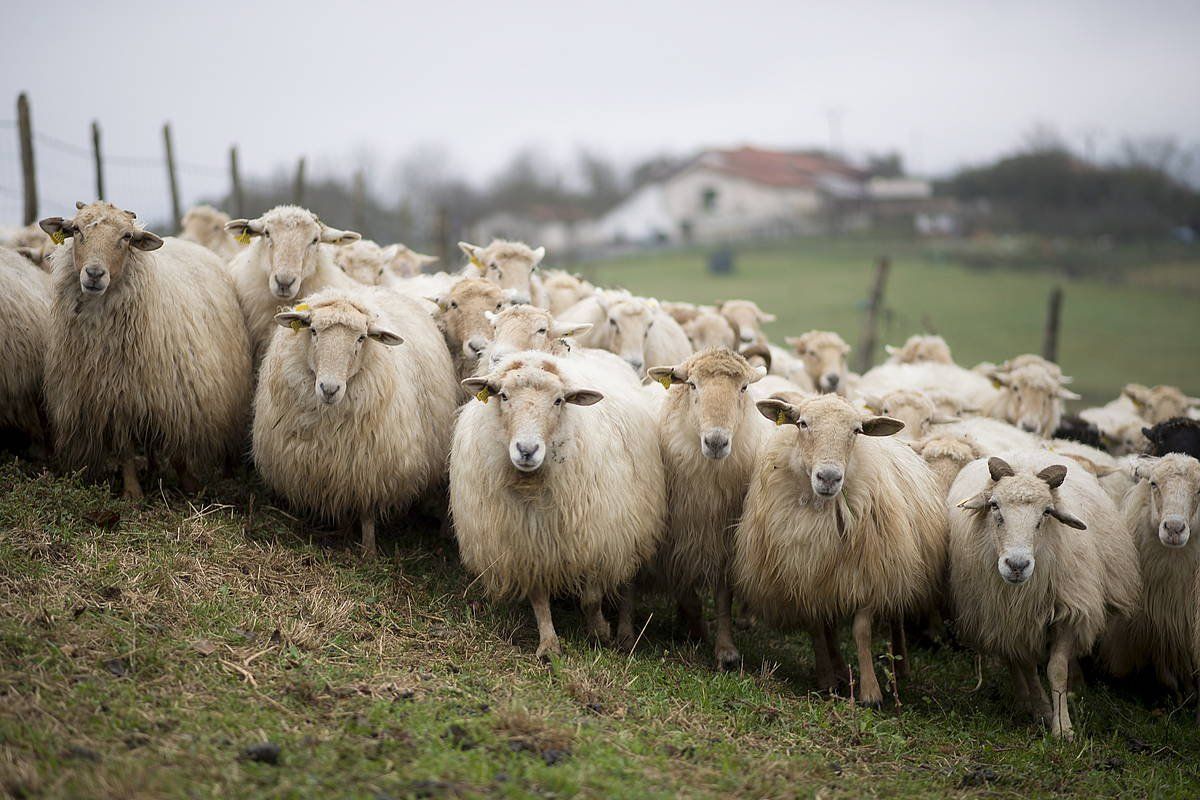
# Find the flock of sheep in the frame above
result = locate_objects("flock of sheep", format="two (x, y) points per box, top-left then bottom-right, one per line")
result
(3, 200), (1200, 743)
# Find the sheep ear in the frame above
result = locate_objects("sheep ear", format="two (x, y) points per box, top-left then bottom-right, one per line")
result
(428, 295), (449, 312)
(1047, 506), (1087, 530)
(1123, 384), (1150, 406)
(907, 439), (926, 455)
(274, 309), (311, 329)
(461, 376), (499, 401)
(861, 416), (904, 437)
(1056, 387), (1082, 400)
(758, 311), (776, 323)
(320, 224), (360, 245)
(225, 218), (263, 237)
(565, 388), (603, 406)
(989, 371), (1011, 388)
(1132, 456), (1160, 481)
(860, 394), (884, 414)
(757, 398), (799, 426)
(459, 241), (482, 262)
(885, 345), (898, 355)
(784, 336), (805, 354)
(956, 491), (990, 510)
(75, 200), (87, 210)
(483, 310), (498, 324)
(750, 365), (767, 382)
(130, 230), (163, 252)
(1036, 464), (1068, 489)
(987, 457), (1015, 481)
(530, 246), (546, 268)
(367, 323), (404, 346)
(930, 413), (960, 425)
(1141, 426), (1156, 441)
(39, 216), (68, 237)
(551, 321), (592, 338)
(647, 364), (686, 388)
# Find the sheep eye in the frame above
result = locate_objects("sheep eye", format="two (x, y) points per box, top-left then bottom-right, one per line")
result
(686, 381), (696, 390)
(495, 303), (503, 311)
(377, 269), (384, 276)
(536, 328), (547, 335)
(121, 231), (132, 241)
(263, 230), (270, 238)
(311, 236), (319, 245)
(798, 420), (808, 429)
(309, 329), (317, 338)
(554, 397), (563, 406)
(357, 334), (367, 343)
(609, 319), (617, 327)
(450, 301), (458, 310)
(740, 385), (747, 393)
(1150, 481), (1158, 489)
(499, 392), (509, 402)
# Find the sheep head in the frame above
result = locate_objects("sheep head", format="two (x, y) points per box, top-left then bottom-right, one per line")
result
(719, 299), (775, 347)
(1131, 454), (1200, 548)
(862, 389), (959, 441)
(785, 331), (851, 395)
(487, 305), (590, 367)
(226, 206), (360, 300)
(884, 334), (953, 365)
(649, 348), (765, 461)
(41, 201), (161, 296)
(990, 364), (1079, 437)
(459, 239), (544, 302)
(431, 279), (509, 373)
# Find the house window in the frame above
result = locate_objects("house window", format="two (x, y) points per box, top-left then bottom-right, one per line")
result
(701, 187), (718, 212)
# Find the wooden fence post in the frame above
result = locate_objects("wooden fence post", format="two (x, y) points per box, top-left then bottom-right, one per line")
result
(17, 93), (37, 225)
(293, 156), (306, 205)
(162, 123), (182, 231)
(1042, 285), (1063, 363)
(229, 145), (244, 217)
(352, 169), (367, 235)
(436, 206), (450, 268)
(856, 256), (891, 373)
(91, 121), (105, 201)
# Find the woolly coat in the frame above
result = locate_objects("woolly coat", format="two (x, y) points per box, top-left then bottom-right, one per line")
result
(44, 238), (251, 475)
(0, 247), (51, 437)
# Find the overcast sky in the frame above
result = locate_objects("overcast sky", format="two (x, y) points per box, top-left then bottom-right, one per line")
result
(2, 0), (1198, 224)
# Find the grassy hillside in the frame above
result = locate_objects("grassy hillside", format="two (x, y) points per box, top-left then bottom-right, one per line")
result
(2, 460), (1199, 799)
(578, 238), (1200, 404)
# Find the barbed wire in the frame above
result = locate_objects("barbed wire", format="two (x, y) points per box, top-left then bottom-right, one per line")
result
(28, 130), (227, 177)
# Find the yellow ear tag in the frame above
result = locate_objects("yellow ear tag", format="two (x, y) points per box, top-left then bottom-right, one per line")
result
(289, 320), (303, 333)
(469, 255), (483, 270)
(289, 304), (310, 333)
(294, 303), (310, 311)
(475, 387), (491, 403)
(236, 231), (251, 245)
(658, 375), (672, 390)
(50, 230), (66, 245)
(775, 410), (787, 426)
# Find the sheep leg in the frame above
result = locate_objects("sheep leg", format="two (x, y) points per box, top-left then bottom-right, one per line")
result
(1008, 659), (1033, 713)
(713, 576), (740, 671)
(360, 515), (377, 559)
(810, 625), (837, 693)
(616, 584), (637, 651)
(121, 457), (144, 501)
(825, 623), (850, 691)
(1025, 662), (1052, 721)
(581, 583), (612, 645)
(677, 588), (709, 644)
(852, 608), (884, 707)
(529, 588), (560, 659)
(172, 456), (200, 494)
(1047, 625), (1075, 740)
(889, 619), (910, 679)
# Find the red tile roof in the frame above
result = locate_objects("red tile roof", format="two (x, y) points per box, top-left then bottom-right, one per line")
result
(691, 146), (865, 188)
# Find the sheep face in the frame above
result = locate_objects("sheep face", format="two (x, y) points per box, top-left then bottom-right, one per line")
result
(180, 205), (231, 250)
(434, 279), (508, 369)
(486, 306), (590, 367)
(992, 365), (1078, 437)
(785, 331), (851, 395)
(910, 434), (981, 495)
(462, 357), (602, 473)
(227, 208), (359, 301)
(719, 300), (775, 348)
(885, 334), (953, 365)
(756, 393), (903, 498)
(683, 312), (737, 351)
(388, 245), (436, 278)
(1124, 384), (1200, 425)
(957, 459), (1086, 584)
(650, 349), (765, 460)
(274, 300), (403, 406)
(40, 201), (163, 296)
(604, 299), (656, 376)
(459, 240), (544, 304)
(336, 240), (391, 286)
(1133, 454), (1200, 548)
(1105, 418), (1151, 456)
(866, 389), (958, 441)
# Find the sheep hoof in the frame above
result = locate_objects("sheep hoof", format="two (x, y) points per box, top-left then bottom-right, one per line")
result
(589, 621), (613, 645)
(859, 695), (884, 710)
(616, 631), (637, 653)
(716, 647), (741, 672)
(1053, 727), (1075, 742)
(536, 637), (561, 660)
(122, 485), (144, 502)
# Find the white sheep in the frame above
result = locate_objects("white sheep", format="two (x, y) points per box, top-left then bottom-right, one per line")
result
(856, 362), (1000, 417)
(253, 287), (458, 556)
(860, 388), (961, 442)
(0, 247), (51, 442)
(947, 453), (1140, 739)
(909, 434), (983, 496)
(884, 334), (954, 365)
(483, 304), (635, 383)
(734, 393), (948, 705)
(986, 363), (1079, 437)
(459, 240), (547, 307)
(451, 351), (665, 657)
(682, 307), (737, 352)
(1099, 454), (1200, 710)
(784, 330), (853, 395)
(226, 206), (360, 364)
(430, 278), (511, 381)
(40, 202), (252, 498)
(542, 269), (595, 316)
(647, 349), (768, 670)
(718, 299), (775, 350)
(180, 204), (242, 261)
(5, 223), (57, 270)
(575, 295), (692, 378)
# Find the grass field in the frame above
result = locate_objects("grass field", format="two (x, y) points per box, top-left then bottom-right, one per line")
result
(580, 238), (1200, 404)
(3, 459), (1200, 799)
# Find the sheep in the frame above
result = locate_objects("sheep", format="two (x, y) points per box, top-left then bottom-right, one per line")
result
(646, 349), (768, 670)
(682, 307), (737, 352)
(226, 205), (361, 364)
(1099, 455), (1200, 710)
(431, 278), (510, 381)
(542, 269), (595, 316)
(739, 342), (773, 373)
(1123, 383), (1200, 425)
(567, 295), (692, 378)
(336, 240), (437, 286)
(483, 303), (637, 385)
(459, 239), (546, 307)
(884, 335), (954, 365)
(1053, 414), (1104, 449)
(766, 344), (815, 390)
(986, 363), (1079, 437)
(947, 453), (1140, 739)
(387, 243), (437, 278)
(719, 299), (775, 350)
(909, 434), (983, 496)
(180, 204), (242, 260)
(662, 300), (703, 326)
(1143, 418), (1200, 460)
(6, 223), (56, 269)
(937, 417), (1041, 455)
(40, 201), (252, 499)
(451, 351), (665, 657)
(860, 389), (960, 442)
(784, 331), (853, 395)
(0, 247), (51, 443)
(733, 393), (947, 705)
(252, 288), (458, 557)
(857, 362), (999, 416)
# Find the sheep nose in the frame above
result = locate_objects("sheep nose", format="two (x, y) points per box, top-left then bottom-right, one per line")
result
(824, 373), (840, 388)
(467, 337), (487, 355)
(275, 276), (295, 290)
(702, 431), (730, 457)
(319, 381), (341, 400)
(1004, 556), (1031, 574)
(816, 467), (842, 484)
(85, 265), (105, 279)
(1020, 421), (1038, 433)
(516, 442), (540, 459)
(1163, 518), (1187, 535)
(626, 357), (644, 372)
